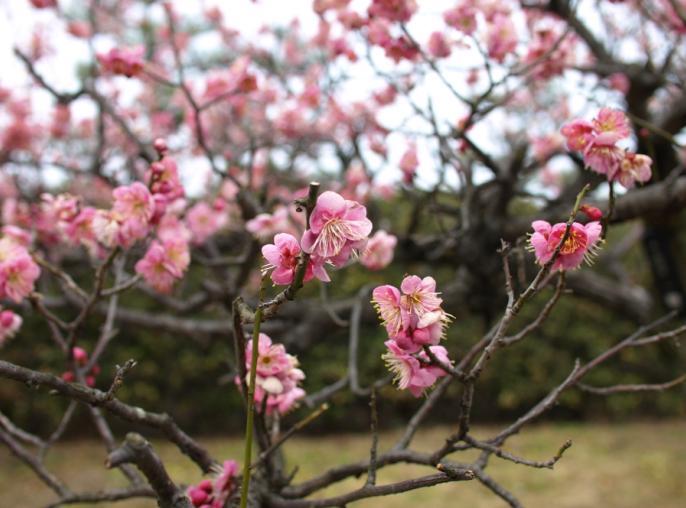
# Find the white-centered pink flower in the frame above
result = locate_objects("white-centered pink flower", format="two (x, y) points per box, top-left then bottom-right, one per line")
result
(261, 233), (329, 285)
(372, 275), (451, 353)
(383, 340), (450, 397)
(242, 333), (306, 416)
(561, 108), (652, 188)
(529, 220), (602, 270)
(301, 191), (372, 264)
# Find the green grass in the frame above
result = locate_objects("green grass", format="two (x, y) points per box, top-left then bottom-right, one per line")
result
(2, 421), (685, 507)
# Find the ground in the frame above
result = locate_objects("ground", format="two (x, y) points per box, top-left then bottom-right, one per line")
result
(2, 421), (685, 507)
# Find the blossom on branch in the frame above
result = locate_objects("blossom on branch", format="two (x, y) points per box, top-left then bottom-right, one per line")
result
(373, 275), (453, 395)
(187, 459), (238, 508)
(0, 308), (22, 346)
(0, 236), (40, 303)
(383, 340), (450, 397)
(97, 47), (145, 78)
(529, 220), (602, 270)
(135, 238), (190, 293)
(261, 233), (329, 285)
(360, 230), (397, 270)
(241, 333), (306, 416)
(301, 191), (372, 265)
(561, 108), (652, 188)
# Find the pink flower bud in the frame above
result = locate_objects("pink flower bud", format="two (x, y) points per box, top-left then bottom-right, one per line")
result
(72, 347), (88, 366)
(580, 204), (603, 221)
(153, 138), (168, 155)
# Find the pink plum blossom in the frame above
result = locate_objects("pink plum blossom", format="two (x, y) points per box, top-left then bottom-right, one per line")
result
(615, 152), (652, 188)
(487, 14), (518, 63)
(427, 32), (451, 58)
(187, 460), (238, 508)
(398, 143), (419, 184)
(242, 333), (306, 416)
(444, 4), (477, 35)
(0, 238), (40, 303)
(146, 157), (185, 203)
(372, 275), (451, 353)
(561, 108), (652, 187)
(383, 340), (450, 397)
(360, 230), (397, 270)
(592, 108), (631, 143)
(261, 233), (329, 285)
(529, 220), (602, 270)
(185, 202), (226, 245)
(301, 191), (372, 264)
(0, 309), (22, 346)
(246, 207), (293, 240)
(112, 182), (155, 245)
(135, 238), (190, 293)
(97, 47), (145, 78)
(367, 0), (417, 23)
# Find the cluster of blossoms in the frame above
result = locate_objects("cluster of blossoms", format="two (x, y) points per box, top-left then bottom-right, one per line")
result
(241, 334), (305, 416)
(61, 347), (100, 388)
(187, 460), (238, 508)
(372, 275), (452, 396)
(0, 228), (40, 303)
(529, 219), (603, 271)
(96, 47), (145, 78)
(0, 308), (22, 347)
(261, 191), (373, 285)
(561, 108), (652, 188)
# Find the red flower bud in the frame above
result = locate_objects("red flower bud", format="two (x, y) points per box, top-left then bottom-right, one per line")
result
(579, 204), (603, 221)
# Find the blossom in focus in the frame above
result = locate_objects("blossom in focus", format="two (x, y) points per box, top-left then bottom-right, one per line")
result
(187, 459), (239, 508)
(301, 191), (372, 264)
(0, 308), (22, 346)
(529, 220), (602, 270)
(135, 238), (190, 293)
(561, 108), (652, 188)
(97, 47), (145, 78)
(383, 340), (450, 397)
(261, 233), (329, 285)
(372, 275), (451, 353)
(241, 333), (306, 416)
(360, 230), (397, 270)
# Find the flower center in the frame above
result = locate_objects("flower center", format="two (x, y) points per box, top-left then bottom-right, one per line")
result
(559, 230), (585, 255)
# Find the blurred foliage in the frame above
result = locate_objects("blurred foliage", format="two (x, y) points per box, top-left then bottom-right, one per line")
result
(1, 193), (685, 436)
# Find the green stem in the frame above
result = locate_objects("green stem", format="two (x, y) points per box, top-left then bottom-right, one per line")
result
(239, 281), (266, 508)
